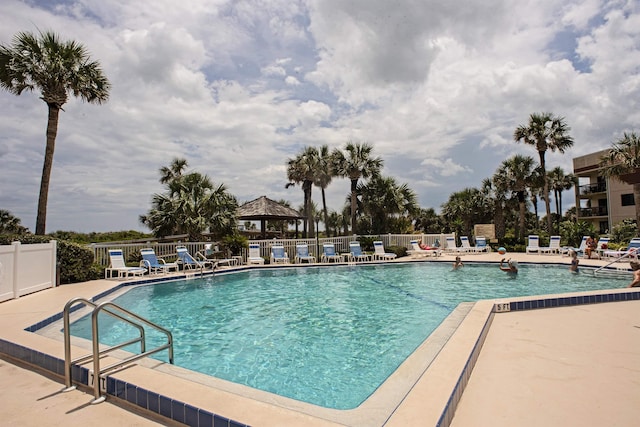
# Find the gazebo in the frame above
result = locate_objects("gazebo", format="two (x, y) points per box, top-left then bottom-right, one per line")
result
(237, 196), (305, 238)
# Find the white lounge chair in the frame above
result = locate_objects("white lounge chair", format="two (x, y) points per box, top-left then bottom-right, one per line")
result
(594, 237), (610, 259)
(373, 241), (397, 260)
(474, 237), (491, 253)
(294, 244), (316, 264)
(407, 240), (440, 257)
(349, 241), (371, 262)
(247, 243), (265, 265)
(321, 243), (342, 263)
(603, 238), (640, 260)
(176, 246), (216, 270)
(526, 235), (540, 254)
(539, 236), (561, 254)
(444, 236), (467, 253)
(140, 248), (179, 275)
(105, 249), (146, 279)
(561, 236), (589, 257)
(270, 245), (290, 264)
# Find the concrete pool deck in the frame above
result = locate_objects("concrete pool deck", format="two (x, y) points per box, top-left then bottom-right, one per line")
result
(1, 252), (639, 426)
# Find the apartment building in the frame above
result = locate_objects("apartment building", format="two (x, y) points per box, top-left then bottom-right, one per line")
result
(573, 149), (636, 234)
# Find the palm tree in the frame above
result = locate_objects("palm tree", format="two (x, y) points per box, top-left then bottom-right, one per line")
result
(0, 209), (29, 234)
(497, 155), (537, 241)
(286, 146), (320, 237)
(332, 142), (383, 234)
(314, 145), (334, 235)
(358, 176), (418, 233)
(548, 166), (577, 233)
(160, 158), (188, 185)
(514, 112), (574, 234)
(441, 188), (484, 238)
(600, 132), (640, 231)
(0, 31), (110, 235)
(140, 168), (237, 240)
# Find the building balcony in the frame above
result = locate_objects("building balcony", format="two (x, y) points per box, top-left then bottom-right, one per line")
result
(578, 182), (606, 195)
(578, 207), (608, 217)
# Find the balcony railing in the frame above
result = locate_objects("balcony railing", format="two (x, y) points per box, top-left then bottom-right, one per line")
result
(579, 206), (608, 217)
(579, 182), (606, 195)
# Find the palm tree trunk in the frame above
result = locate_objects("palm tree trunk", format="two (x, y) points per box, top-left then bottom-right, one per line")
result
(321, 188), (329, 236)
(350, 178), (358, 234)
(36, 104), (60, 235)
(517, 190), (526, 241)
(539, 151), (552, 233)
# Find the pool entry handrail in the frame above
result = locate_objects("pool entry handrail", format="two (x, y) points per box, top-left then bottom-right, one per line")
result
(592, 251), (636, 278)
(63, 297), (174, 403)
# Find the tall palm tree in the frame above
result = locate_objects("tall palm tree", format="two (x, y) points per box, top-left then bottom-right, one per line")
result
(497, 155), (537, 241)
(286, 146), (320, 237)
(160, 158), (188, 185)
(514, 112), (574, 234)
(600, 132), (640, 231)
(548, 166), (577, 233)
(314, 144), (334, 235)
(0, 31), (110, 234)
(332, 142), (383, 234)
(481, 177), (506, 240)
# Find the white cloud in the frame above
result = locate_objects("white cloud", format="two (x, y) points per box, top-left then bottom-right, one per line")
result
(0, 0), (638, 230)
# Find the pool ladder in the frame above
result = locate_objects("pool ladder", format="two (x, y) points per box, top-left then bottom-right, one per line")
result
(62, 297), (174, 403)
(590, 252), (635, 278)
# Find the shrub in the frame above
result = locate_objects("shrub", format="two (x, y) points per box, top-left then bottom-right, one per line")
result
(0, 234), (101, 284)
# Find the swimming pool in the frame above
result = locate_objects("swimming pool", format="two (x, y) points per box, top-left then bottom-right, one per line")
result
(69, 262), (626, 409)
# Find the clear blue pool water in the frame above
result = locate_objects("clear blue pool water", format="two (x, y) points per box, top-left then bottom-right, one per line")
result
(70, 262), (626, 409)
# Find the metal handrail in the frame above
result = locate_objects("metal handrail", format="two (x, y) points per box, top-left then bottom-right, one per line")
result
(592, 251), (636, 276)
(62, 297), (174, 403)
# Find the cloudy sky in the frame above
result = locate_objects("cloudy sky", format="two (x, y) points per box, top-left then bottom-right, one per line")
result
(1, 0), (639, 233)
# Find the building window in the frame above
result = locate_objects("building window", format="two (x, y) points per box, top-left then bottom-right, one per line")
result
(621, 194), (635, 206)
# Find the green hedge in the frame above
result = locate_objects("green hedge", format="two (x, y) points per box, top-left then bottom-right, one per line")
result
(0, 235), (101, 284)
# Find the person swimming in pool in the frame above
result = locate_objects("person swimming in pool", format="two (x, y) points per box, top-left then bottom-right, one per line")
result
(500, 258), (518, 274)
(569, 249), (579, 273)
(452, 256), (464, 270)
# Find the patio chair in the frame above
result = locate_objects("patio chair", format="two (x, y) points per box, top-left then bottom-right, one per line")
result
(372, 241), (397, 260)
(444, 236), (467, 254)
(105, 249), (146, 279)
(176, 246), (216, 270)
(561, 236), (589, 257)
(270, 245), (290, 264)
(140, 248), (179, 275)
(247, 243), (265, 265)
(594, 237), (610, 259)
(294, 244), (316, 264)
(407, 240), (440, 257)
(349, 241), (371, 262)
(603, 238), (640, 260)
(539, 236), (561, 254)
(525, 235), (540, 254)
(321, 243), (342, 263)
(474, 237), (491, 253)
(460, 236), (480, 253)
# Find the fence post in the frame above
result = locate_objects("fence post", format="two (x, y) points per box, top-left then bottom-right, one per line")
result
(11, 241), (20, 299)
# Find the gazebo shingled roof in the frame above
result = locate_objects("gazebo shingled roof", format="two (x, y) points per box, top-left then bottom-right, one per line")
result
(237, 196), (304, 237)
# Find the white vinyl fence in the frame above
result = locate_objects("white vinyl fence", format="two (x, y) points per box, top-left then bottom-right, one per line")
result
(0, 241), (57, 302)
(90, 234), (454, 267)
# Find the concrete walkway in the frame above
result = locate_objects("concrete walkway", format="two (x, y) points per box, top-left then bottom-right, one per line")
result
(0, 356), (166, 426)
(451, 300), (640, 427)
